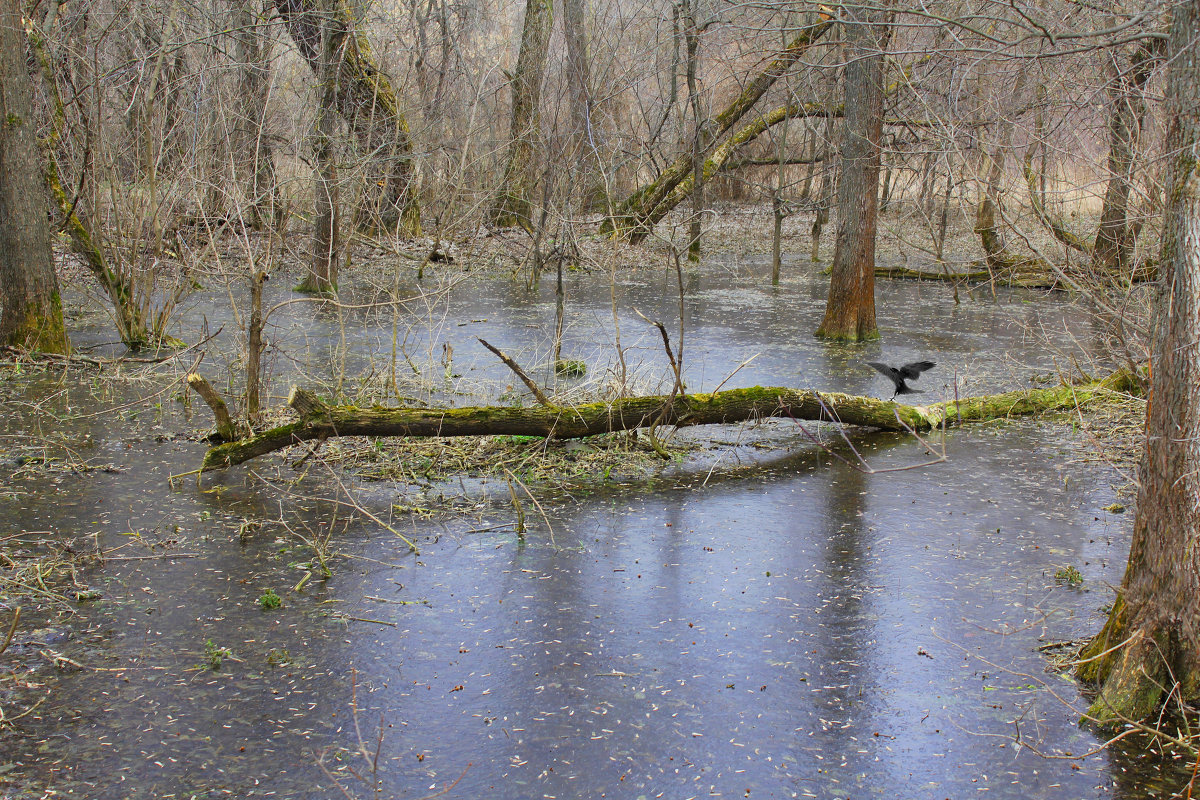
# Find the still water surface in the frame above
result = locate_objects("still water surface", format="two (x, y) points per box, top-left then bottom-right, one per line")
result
(0, 256), (1182, 798)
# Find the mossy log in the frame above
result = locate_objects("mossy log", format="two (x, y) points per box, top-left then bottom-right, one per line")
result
(186, 372), (248, 442)
(199, 370), (1139, 472)
(875, 264), (1061, 289)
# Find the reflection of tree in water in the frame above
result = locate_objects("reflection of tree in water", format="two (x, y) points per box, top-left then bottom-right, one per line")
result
(801, 456), (876, 732)
(1106, 733), (1196, 798)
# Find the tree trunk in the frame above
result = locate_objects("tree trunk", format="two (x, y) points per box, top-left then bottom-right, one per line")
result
(298, 6), (341, 294)
(601, 14), (834, 242)
(1092, 44), (1154, 273)
(976, 145), (1012, 265)
(198, 370), (1138, 472)
(878, 160), (893, 213)
(246, 270), (268, 418)
(0, 0), (68, 353)
(683, 0), (703, 261)
(230, 0), (277, 231)
(935, 166), (952, 262)
(488, 0), (553, 230)
(771, 193), (784, 285)
(800, 128), (817, 200)
(815, 6), (890, 341)
(1077, 0), (1200, 728)
(273, 0), (421, 237)
(811, 159), (835, 263)
(561, 0), (603, 210)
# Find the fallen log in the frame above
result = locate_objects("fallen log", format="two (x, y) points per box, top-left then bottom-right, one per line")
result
(874, 264), (1061, 289)
(198, 370), (1139, 472)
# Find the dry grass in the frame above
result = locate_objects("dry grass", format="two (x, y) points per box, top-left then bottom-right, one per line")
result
(320, 430), (674, 489)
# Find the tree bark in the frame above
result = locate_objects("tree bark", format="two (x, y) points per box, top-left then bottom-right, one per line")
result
(273, 0), (421, 237)
(601, 14), (834, 242)
(245, 270), (268, 417)
(562, 0), (603, 210)
(230, 0), (277, 231)
(979, 144), (1018, 264)
(1077, 0), (1200, 728)
(811, 131), (836, 262)
(683, 0), (703, 261)
(800, 127), (818, 200)
(1093, 43), (1154, 273)
(198, 370), (1138, 472)
(187, 372), (247, 442)
(0, 0), (67, 353)
(815, 5), (890, 341)
(298, 11), (341, 295)
(488, 0), (553, 229)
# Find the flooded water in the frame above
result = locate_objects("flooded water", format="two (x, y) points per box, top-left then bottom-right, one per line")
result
(0, 255), (1188, 799)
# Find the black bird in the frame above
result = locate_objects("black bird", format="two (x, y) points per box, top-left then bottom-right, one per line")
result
(867, 360), (936, 399)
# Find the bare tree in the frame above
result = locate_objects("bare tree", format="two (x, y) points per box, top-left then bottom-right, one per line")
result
(297, 0), (343, 294)
(602, 13), (834, 242)
(815, 3), (891, 341)
(0, 0), (67, 353)
(562, 0), (602, 209)
(1076, 0), (1200, 726)
(230, 0), (278, 231)
(488, 0), (554, 229)
(273, 0), (422, 237)
(1092, 41), (1157, 272)
(681, 0), (705, 260)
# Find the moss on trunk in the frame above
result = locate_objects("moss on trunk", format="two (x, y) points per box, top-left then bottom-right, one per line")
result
(200, 371), (1137, 472)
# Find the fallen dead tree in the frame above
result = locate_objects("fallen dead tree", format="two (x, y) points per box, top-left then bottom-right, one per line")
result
(197, 370), (1139, 472)
(874, 264), (1061, 289)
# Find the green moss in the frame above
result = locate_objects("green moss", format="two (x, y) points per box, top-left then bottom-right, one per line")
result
(1083, 630), (1169, 728)
(294, 278), (337, 295)
(1076, 593), (1127, 684)
(554, 359), (587, 377)
(1054, 565), (1084, 585)
(5, 291), (69, 354)
(813, 325), (881, 343)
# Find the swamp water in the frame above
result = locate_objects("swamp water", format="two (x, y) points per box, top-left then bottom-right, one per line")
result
(0, 256), (1188, 799)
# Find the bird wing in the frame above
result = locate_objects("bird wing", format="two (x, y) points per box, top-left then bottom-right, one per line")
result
(866, 362), (898, 381)
(898, 360), (935, 380)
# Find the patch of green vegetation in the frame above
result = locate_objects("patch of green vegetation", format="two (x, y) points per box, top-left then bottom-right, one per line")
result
(554, 359), (587, 377)
(203, 639), (233, 671)
(1054, 565), (1084, 586)
(266, 648), (292, 667)
(258, 588), (282, 609)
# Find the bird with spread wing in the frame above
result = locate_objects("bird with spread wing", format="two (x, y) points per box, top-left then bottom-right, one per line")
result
(866, 360), (936, 399)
